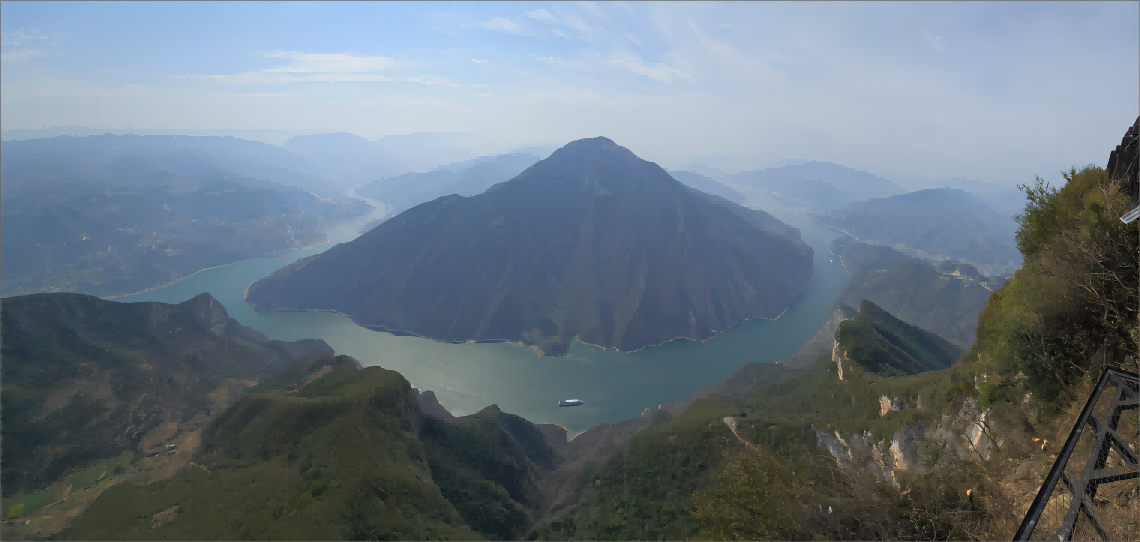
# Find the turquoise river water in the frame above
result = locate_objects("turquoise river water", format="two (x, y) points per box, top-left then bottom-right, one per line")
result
(113, 188), (849, 436)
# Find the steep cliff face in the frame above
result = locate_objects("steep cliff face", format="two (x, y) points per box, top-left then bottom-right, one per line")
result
(813, 396), (1015, 490)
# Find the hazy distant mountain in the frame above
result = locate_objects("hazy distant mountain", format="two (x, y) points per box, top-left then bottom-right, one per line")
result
(356, 152), (542, 218)
(817, 188), (1022, 276)
(723, 161), (908, 210)
(666, 170), (748, 204)
(835, 299), (965, 378)
(831, 239), (999, 349)
(283, 131), (499, 189)
(905, 178), (1027, 236)
(0, 134), (347, 198)
(281, 132), (386, 190)
(0, 135), (370, 298)
(247, 136), (813, 356)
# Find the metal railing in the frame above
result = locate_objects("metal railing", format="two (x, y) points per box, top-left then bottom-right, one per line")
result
(1014, 366), (1139, 541)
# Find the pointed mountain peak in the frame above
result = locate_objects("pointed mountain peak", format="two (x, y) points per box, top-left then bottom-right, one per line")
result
(493, 136), (675, 195)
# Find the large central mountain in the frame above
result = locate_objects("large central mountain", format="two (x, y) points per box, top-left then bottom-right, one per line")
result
(246, 137), (813, 355)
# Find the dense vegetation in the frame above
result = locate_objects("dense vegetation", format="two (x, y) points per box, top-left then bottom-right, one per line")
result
(976, 164), (1137, 412)
(836, 299), (965, 377)
(0, 292), (331, 499)
(55, 361), (482, 541)
(52, 357), (584, 541)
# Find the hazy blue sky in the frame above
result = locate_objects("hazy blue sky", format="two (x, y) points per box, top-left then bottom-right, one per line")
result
(2, 1), (1137, 186)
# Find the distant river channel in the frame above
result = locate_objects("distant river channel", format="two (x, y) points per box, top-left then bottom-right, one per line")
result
(113, 187), (849, 436)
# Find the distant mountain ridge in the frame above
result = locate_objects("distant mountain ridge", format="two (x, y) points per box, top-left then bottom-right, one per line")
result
(666, 170), (748, 204)
(0, 134), (347, 199)
(830, 238), (998, 350)
(283, 131), (499, 189)
(356, 152), (542, 217)
(247, 136), (813, 355)
(0, 134), (371, 298)
(817, 187), (1022, 276)
(723, 161), (908, 210)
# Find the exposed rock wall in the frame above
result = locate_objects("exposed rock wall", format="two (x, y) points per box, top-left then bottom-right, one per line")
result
(814, 397), (1014, 489)
(1107, 116), (1139, 217)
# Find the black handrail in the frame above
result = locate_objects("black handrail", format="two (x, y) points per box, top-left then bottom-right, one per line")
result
(1013, 366), (1140, 541)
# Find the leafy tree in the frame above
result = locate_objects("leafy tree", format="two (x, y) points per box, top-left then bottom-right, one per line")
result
(986, 164), (1137, 407)
(1014, 176), (1061, 259)
(690, 449), (801, 540)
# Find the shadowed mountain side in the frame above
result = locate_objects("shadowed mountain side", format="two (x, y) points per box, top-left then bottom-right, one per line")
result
(247, 137), (813, 356)
(832, 239), (999, 349)
(416, 389), (457, 421)
(0, 292), (333, 497)
(835, 300), (965, 377)
(817, 188), (1022, 276)
(420, 403), (564, 540)
(531, 407), (675, 531)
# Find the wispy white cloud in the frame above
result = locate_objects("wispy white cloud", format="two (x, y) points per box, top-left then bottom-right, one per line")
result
(527, 8), (556, 24)
(481, 17), (524, 35)
(1, 49), (49, 63)
(607, 54), (690, 83)
(181, 71), (485, 87)
(578, 2), (605, 20)
(559, 11), (595, 38)
(532, 54), (581, 67)
(257, 51), (399, 72)
(471, 58), (488, 64)
(1, 27), (63, 64)
(1, 28), (51, 46)
(178, 51), (483, 87)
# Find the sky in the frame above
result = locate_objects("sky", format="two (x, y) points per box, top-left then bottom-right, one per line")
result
(1, 1), (1137, 188)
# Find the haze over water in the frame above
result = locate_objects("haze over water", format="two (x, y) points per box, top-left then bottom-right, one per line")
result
(114, 187), (848, 436)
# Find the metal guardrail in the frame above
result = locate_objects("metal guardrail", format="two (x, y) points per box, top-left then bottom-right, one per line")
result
(1013, 366), (1139, 541)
